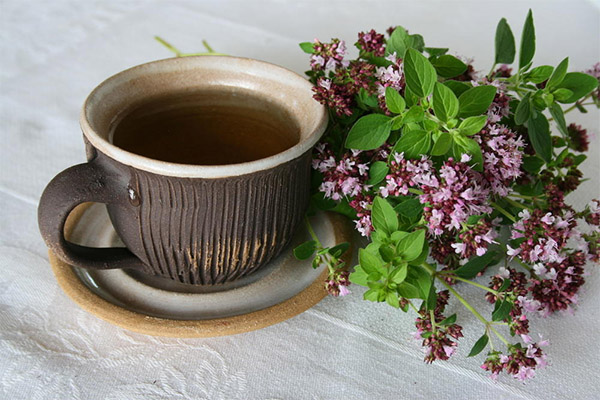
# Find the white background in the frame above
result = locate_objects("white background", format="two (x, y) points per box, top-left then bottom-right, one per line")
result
(1, 1), (599, 399)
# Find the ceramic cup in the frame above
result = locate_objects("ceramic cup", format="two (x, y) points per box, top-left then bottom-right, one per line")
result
(38, 56), (327, 285)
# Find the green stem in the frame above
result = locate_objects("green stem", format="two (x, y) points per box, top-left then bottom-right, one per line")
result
(439, 273), (501, 297)
(439, 279), (510, 346)
(509, 193), (536, 200)
(202, 39), (215, 53)
(430, 309), (437, 332)
(438, 280), (488, 326)
(561, 95), (593, 115)
(305, 216), (323, 247)
(487, 63), (497, 80)
(490, 201), (516, 223)
(408, 300), (420, 314)
(504, 197), (532, 211)
(409, 188), (424, 195)
(154, 36), (182, 56)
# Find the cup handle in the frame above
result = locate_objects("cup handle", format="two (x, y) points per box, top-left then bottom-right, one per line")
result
(38, 160), (146, 271)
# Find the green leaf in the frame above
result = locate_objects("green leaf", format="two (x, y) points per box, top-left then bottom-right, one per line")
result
(345, 114), (392, 150)
(431, 131), (453, 156)
(394, 197), (424, 219)
(393, 129), (431, 159)
(331, 200), (358, 220)
(424, 47), (449, 57)
(397, 229), (426, 261)
(357, 88), (379, 109)
(519, 9), (536, 69)
(397, 282), (421, 299)
(439, 313), (457, 326)
(386, 26), (410, 57)
(404, 48), (437, 98)
(453, 135), (483, 171)
(498, 278), (511, 293)
(379, 245), (395, 262)
(555, 72), (599, 103)
(526, 65), (554, 84)
(372, 196), (399, 235)
(410, 265), (433, 300)
(467, 215), (484, 225)
(409, 34), (425, 52)
(444, 80), (470, 97)
(431, 55), (468, 78)
(299, 41), (315, 54)
(546, 57), (569, 89)
(390, 231), (409, 243)
(359, 248), (383, 275)
(367, 161), (389, 186)
(492, 299), (513, 321)
(389, 264), (408, 284)
(458, 85), (497, 117)
(527, 112), (552, 162)
(433, 82), (459, 121)
(514, 93), (532, 125)
(426, 285), (437, 311)
(549, 103), (568, 136)
(386, 291), (401, 308)
(363, 288), (380, 302)
(328, 242), (350, 257)
(349, 266), (369, 286)
(552, 88), (573, 102)
(494, 18), (516, 64)
(459, 115), (488, 136)
(454, 251), (498, 279)
(468, 333), (489, 357)
(408, 241), (429, 267)
(294, 241), (317, 260)
(385, 87), (406, 114)
(391, 116), (404, 130)
(402, 106), (425, 124)
(521, 156), (545, 174)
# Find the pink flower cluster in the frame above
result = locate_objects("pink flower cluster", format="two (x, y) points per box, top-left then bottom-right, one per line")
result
(310, 38), (348, 72)
(529, 251), (586, 316)
(325, 270), (351, 297)
(506, 208), (593, 316)
(356, 29), (385, 57)
(451, 218), (498, 258)
(416, 155), (492, 235)
(413, 291), (464, 363)
(475, 124), (524, 196)
(481, 339), (549, 381)
(312, 144), (372, 201)
(508, 209), (575, 264)
(312, 144), (389, 237)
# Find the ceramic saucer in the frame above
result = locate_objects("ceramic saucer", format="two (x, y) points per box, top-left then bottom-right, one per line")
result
(49, 203), (353, 338)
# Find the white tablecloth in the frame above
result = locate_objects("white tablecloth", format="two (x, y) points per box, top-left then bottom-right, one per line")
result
(1, 1), (599, 399)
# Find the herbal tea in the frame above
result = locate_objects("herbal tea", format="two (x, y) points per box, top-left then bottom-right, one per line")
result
(110, 91), (300, 165)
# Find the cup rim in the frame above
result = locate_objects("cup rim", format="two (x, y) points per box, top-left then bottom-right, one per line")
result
(80, 56), (328, 178)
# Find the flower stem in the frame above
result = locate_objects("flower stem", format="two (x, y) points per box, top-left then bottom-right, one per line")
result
(509, 193), (536, 200)
(154, 36), (182, 56)
(438, 276), (510, 346)
(561, 95), (593, 115)
(305, 216), (323, 247)
(439, 273), (501, 297)
(504, 197), (532, 211)
(490, 201), (516, 223)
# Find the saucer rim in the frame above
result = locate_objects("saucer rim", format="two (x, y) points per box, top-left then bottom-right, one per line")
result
(49, 203), (351, 338)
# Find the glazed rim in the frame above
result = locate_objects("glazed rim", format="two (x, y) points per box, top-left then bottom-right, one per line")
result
(80, 56), (328, 179)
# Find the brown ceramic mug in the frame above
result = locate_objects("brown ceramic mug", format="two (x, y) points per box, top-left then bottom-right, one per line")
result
(38, 56), (327, 285)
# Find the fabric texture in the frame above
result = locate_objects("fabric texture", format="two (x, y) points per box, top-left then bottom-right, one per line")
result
(1, 1), (599, 399)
